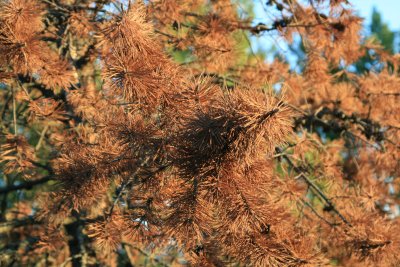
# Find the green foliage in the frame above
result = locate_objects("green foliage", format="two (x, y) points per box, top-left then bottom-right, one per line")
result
(370, 8), (395, 53)
(354, 8), (397, 73)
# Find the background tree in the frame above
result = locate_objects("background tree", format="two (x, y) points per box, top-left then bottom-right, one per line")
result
(354, 7), (397, 73)
(0, 0), (399, 266)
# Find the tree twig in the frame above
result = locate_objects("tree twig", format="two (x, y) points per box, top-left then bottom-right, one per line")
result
(0, 176), (52, 194)
(299, 198), (337, 227)
(35, 125), (49, 151)
(276, 148), (352, 227)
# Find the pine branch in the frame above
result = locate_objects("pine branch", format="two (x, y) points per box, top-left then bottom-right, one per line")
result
(300, 198), (338, 227)
(276, 148), (352, 227)
(122, 242), (169, 267)
(0, 176), (52, 195)
(107, 156), (152, 216)
(298, 172), (352, 226)
(296, 106), (399, 150)
(0, 216), (40, 228)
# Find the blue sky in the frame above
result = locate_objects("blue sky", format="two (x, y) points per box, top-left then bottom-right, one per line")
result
(350, 0), (400, 29)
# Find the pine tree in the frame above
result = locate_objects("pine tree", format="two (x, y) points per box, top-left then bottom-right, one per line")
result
(0, 0), (399, 266)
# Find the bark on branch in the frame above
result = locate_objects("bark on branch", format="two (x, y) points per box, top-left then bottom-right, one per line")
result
(0, 176), (52, 195)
